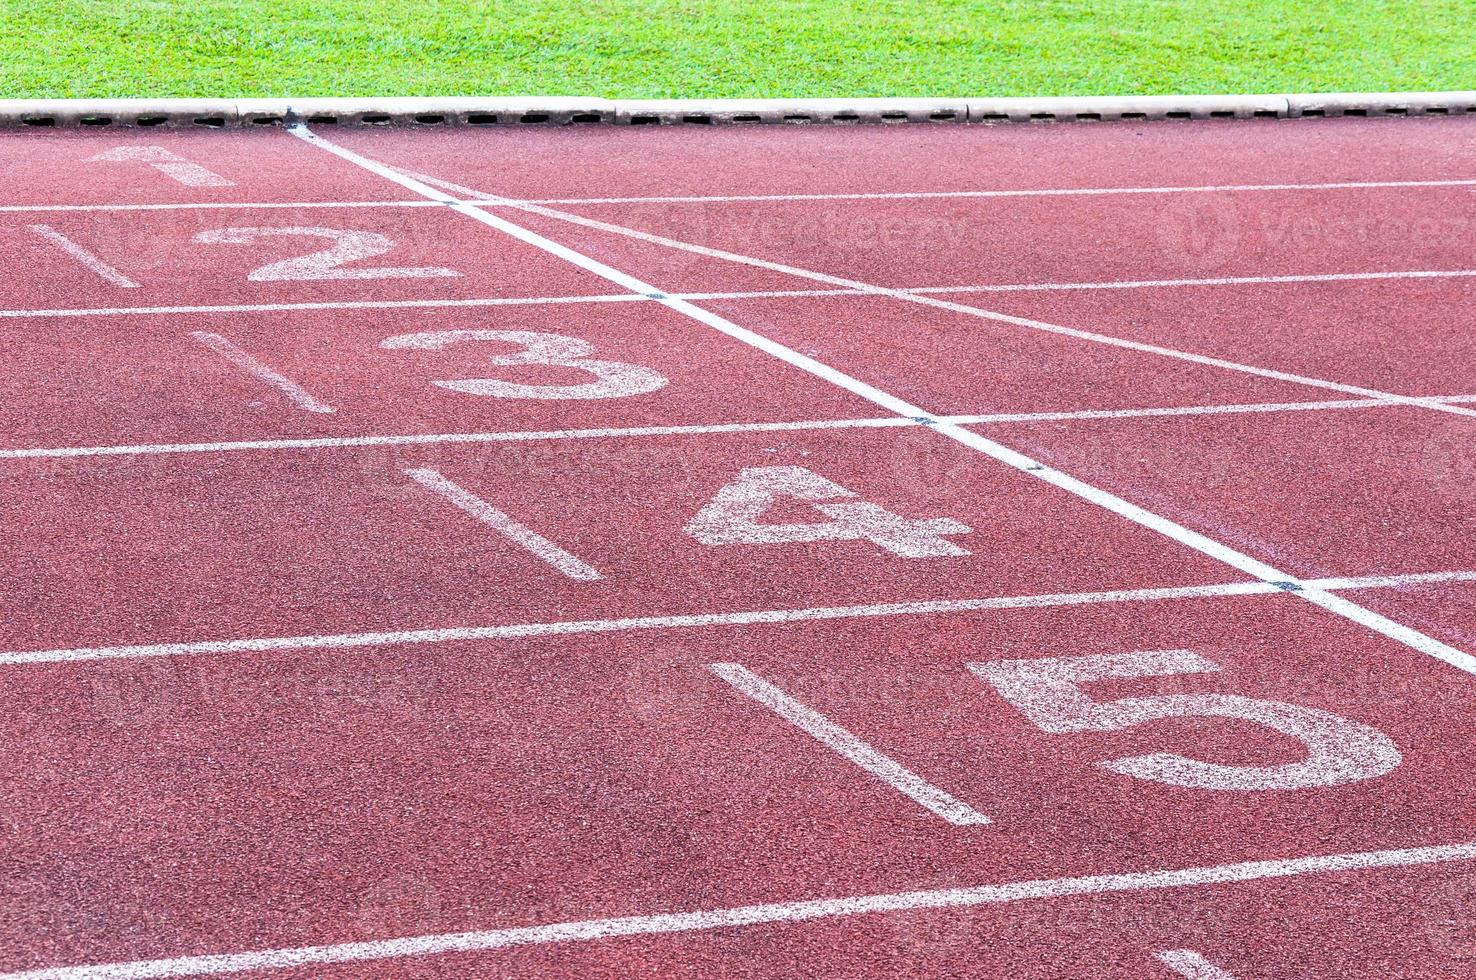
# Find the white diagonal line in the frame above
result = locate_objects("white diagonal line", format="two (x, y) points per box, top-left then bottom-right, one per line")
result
(28, 224), (140, 288)
(711, 662), (989, 825)
(190, 331), (334, 414)
(404, 467), (601, 581)
(1156, 949), (1237, 979)
(477, 187), (1476, 422)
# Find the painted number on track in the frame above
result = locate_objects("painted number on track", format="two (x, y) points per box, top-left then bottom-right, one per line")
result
(380, 329), (669, 399)
(194, 226), (461, 281)
(86, 145), (234, 187)
(686, 465), (972, 558)
(972, 650), (1401, 790)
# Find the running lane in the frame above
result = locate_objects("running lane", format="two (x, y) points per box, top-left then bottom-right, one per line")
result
(0, 128), (415, 206)
(0, 424), (1232, 655)
(975, 276), (1476, 399)
(0, 301), (880, 450)
(4, 593), (1476, 974)
(974, 405), (1476, 582)
(0, 203), (618, 310)
(318, 116), (1476, 201)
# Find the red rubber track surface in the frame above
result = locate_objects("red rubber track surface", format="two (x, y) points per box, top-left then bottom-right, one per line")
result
(2, 117), (1476, 979)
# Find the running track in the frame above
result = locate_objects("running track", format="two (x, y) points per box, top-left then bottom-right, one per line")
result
(4, 117), (1476, 978)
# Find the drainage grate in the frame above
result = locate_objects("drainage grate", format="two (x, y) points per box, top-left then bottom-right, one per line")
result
(1, 94), (1472, 128)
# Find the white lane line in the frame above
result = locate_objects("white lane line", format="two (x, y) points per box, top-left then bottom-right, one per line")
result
(0, 581), (1275, 666)
(483, 190), (1476, 423)
(27, 224), (140, 289)
(919, 269), (1476, 294)
(948, 393), (1476, 425)
(404, 467), (601, 581)
(1156, 949), (1238, 979)
(0, 293), (643, 320)
(1309, 569), (1476, 590)
(3, 570), (1472, 668)
(290, 130), (1476, 679)
(10, 394), (1476, 463)
(528, 178), (1476, 205)
(189, 331), (334, 415)
(0, 200), (445, 214)
(6, 268), (1476, 320)
(9, 839), (1476, 979)
(0, 417), (911, 461)
(3, 177), (1474, 216)
(711, 662), (989, 826)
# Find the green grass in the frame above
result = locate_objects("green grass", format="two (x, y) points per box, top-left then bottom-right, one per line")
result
(1, 0), (1472, 99)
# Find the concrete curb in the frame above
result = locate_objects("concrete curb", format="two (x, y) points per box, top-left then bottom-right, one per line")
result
(0, 93), (1472, 129)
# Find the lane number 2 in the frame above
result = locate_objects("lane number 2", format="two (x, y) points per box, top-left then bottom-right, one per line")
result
(194, 226), (461, 281)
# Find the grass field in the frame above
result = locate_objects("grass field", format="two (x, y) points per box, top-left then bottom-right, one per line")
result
(1, 0), (1473, 99)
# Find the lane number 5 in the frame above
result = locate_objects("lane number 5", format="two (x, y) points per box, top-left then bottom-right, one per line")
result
(970, 650), (1400, 790)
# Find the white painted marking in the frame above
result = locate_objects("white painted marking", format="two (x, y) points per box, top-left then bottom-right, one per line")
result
(5, 176), (1476, 215)
(0, 200), (443, 214)
(5, 267), (1476, 319)
(189, 331), (334, 414)
(27, 224), (140, 288)
(10, 392), (1474, 461)
(919, 268), (1476, 294)
(1308, 569), (1476, 590)
(404, 467), (601, 581)
(291, 129), (1476, 676)
(0, 583), (1276, 667)
(9, 839), (1476, 978)
(973, 650), (1401, 790)
(382, 329), (667, 400)
(194, 226), (460, 281)
(85, 145), (233, 187)
(0, 570), (1466, 667)
(954, 396), (1406, 424)
(712, 662), (988, 824)
(687, 465), (971, 558)
(1157, 949), (1237, 979)
(0, 417), (909, 461)
(527, 178), (1476, 205)
(0, 293), (644, 320)
(462, 186), (1476, 424)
